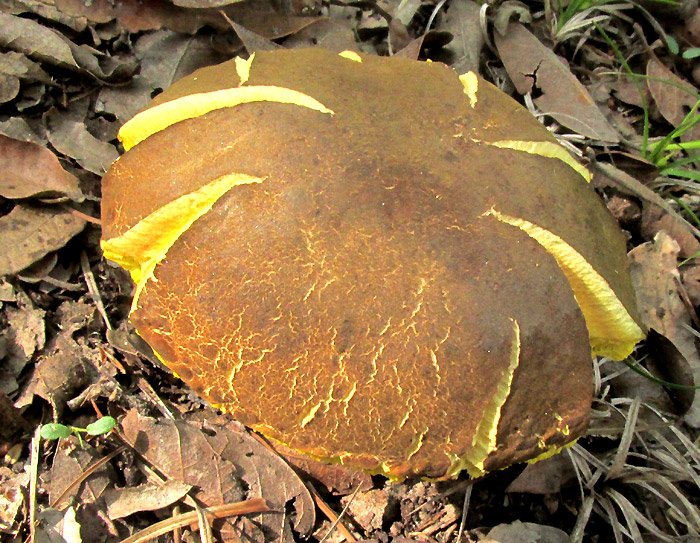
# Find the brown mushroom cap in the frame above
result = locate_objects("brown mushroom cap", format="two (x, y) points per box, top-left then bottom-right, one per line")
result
(101, 49), (645, 479)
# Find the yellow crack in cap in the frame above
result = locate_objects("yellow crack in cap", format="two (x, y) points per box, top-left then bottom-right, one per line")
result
(101, 48), (645, 480)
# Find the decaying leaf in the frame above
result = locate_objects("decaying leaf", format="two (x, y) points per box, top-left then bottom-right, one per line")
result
(103, 481), (192, 520)
(0, 466), (29, 533)
(102, 49), (644, 480)
(121, 410), (315, 541)
(629, 232), (700, 426)
(35, 507), (82, 543)
(495, 22), (619, 142)
(641, 203), (700, 259)
(0, 204), (85, 276)
(0, 135), (84, 200)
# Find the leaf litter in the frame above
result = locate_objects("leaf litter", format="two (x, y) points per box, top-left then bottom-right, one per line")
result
(1, 1), (700, 542)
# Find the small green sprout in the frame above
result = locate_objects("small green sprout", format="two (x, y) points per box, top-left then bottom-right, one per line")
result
(40, 417), (116, 447)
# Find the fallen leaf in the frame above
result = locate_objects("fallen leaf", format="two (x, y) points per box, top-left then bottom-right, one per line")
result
(341, 488), (390, 532)
(0, 391), (30, 442)
(495, 22), (619, 142)
(6, 291), (45, 359)
(641, 203), (700, 258)
(506, 453), (576, 494)
(47, 438), (112, 509)
(0, 51), (52, 84)
(25, 336), (88, 418)
(0, 135), (84, 200)
(0, 13), (81, 71)
(283, 18), (358, 52)
(35, 507), (82, 543)
(0, 117), (46, 145)
(230, 20), (285, 53)
(486, 520), (569, 543)
(433, 0), (483, 75)
(682, 265), (700, 307)
(0, 467), (29, 534)
(121, 410), (315, 542)
(103, 481), (192, 519)
(646, 56), (700, 149)
(270, 439), (372, 495)
(0, 203), (85, 276)
(97, 31), (229, 123)
(629, 232), (700, 426)
(170, 0), (247, 6)
(44, 109), (118, 174)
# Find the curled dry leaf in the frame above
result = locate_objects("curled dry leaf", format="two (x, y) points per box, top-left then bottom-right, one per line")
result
(0, 135), (83, 200)
(495, 22), (619, 142)
(121, 410), (315, 541)
(629, 232), (700, 426)
(0, 204), (85, 276)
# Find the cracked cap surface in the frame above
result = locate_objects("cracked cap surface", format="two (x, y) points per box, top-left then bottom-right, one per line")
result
(101, 49), (644, 479)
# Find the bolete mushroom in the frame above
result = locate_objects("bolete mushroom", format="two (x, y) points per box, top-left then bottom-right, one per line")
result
(101, 49), (645, 480)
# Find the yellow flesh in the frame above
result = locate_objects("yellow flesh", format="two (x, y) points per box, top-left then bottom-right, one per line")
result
(339, 50), (362, 62)
(482, 140), (592, 182)
(484, 208), (644, 359)
(235, 53), (255, 85)
(459, 71), (479, 108)
(118, 86), (334, 150)
(101, 173), (263, 311)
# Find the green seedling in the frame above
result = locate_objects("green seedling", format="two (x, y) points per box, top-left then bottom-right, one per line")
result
(41, 416), (116, 447)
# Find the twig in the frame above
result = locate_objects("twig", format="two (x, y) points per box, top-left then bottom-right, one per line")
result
(118, 499), (272, 543)
(80, 250), (113, 330)
(456, 481), (473, 543)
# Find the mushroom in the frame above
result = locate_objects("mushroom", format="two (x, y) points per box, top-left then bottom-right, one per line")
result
(101, 49), (645, 480)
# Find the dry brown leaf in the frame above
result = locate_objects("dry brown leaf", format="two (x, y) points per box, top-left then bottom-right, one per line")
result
(0, 13), (81, 71)
(646, 56), (700, 150)
(0, 203), (85, 276)
(486, 520), (569, 543)
(25, 336), (89, 418)
(0, 51), (52, 85)
(6, 292), (45, 359)
(44, 109), (118, 175)
(641, 203), (700, 259)
(97, 31), (229, 123)
(121, 410), (315, 542)
(0, 135), (83, 200)
(34, 507), (81, 543)
(433, 0), (483, 75)
(341, 488), (390, 533)
(495, 22), (619, 142)
(647, 57), (699, 128)
(103, 481), (192, 519)
(283, 19), (359, 53)
(46, 438), (113, 508)
(54, 0), (317, 36)
(272, 440), (372, 496)
(0, 466), (29, 534)
(629, 232), (700, 426)
(505, 453), (576, 495)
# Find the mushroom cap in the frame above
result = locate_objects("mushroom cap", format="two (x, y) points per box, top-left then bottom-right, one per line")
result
(101, 49), (645, 479)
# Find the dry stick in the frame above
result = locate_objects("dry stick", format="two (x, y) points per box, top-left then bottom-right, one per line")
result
(194, 502), (214, 543)
(306, 482), (358, 543)
(80, 250), (113, 330)
(118, 499), (272, 543)
(28, 426), (41, 543)
(456, 481), (473, 543)
(50, 445), (128, 509)
(318, 484), (362, 543)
